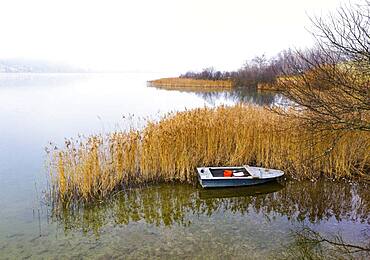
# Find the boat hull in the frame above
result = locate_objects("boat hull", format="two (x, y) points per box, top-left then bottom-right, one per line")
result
(196, 166), (284, 188)
(199, 177), (275, 188)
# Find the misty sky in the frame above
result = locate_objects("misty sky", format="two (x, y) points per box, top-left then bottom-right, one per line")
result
(0, 0), (346, 73)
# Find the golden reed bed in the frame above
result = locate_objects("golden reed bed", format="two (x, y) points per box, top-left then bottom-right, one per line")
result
(148, 77), (234, 88)
(47, 105), (369, 203)
(257, 82), (282, 91)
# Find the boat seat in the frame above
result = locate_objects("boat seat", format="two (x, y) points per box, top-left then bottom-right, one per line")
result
(233, 171), (245, 177)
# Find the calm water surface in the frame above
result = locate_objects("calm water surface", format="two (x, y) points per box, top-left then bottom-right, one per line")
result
(0, 73), (368, 259)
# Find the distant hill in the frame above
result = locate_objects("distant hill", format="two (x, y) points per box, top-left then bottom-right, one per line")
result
(0, 59), (89, 73)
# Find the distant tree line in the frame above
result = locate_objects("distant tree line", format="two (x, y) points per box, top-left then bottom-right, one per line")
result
(180, 67), (232, 81)
(180, 50), (300, 88)
(179, 49), (336, 89)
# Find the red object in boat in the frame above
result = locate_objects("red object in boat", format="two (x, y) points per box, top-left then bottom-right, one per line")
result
(223, 170), (232, 177)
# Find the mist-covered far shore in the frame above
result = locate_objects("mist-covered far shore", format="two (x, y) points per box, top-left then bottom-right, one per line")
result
(0, 58), (92, 73)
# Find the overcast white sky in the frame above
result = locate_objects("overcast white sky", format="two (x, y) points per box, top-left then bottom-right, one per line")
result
(0, 0), (347, 73)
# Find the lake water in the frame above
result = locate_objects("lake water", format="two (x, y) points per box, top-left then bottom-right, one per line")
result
(0, 73), (368, 259)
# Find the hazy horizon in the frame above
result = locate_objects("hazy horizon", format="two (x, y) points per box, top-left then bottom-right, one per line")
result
(0, 0), (346, 74)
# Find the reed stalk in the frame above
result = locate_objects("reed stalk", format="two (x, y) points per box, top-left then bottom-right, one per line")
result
(47, 105), (370, 203)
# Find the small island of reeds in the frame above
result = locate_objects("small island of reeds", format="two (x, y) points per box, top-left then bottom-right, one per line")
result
(148, 77), (234, 89)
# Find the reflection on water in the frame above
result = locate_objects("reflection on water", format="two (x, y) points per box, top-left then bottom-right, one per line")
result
(149, 83), (288, 106)
(282, 226), (370, 259)
(52, 182), (284, 233)
(196, 88), (284, 106)
(51, 179), (369, 233)
(198, 182), (284, 199)
(43, 180), (369, 258)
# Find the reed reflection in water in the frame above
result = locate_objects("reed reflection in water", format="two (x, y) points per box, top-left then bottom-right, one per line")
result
(281, 225), (370, 259)
(148, 83), (286, 107)
(42, 180), (370, 259)
(196, 88), (286, 106)
(51, 180), (369, 234)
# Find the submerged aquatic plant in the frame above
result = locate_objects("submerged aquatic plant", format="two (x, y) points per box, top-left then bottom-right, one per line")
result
(47, 105), (370, 204)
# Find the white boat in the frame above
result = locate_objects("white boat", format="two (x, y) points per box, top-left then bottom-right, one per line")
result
(197, 165), (284, 188)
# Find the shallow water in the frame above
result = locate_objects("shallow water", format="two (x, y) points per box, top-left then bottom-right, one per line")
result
(0, 73), (368, 259)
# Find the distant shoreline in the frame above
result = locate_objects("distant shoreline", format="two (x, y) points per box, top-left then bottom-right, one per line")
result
(148, 77), (234, 89)
(0, 71), (170, 74)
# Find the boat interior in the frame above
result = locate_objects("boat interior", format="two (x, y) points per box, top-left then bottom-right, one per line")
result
(210, 167), (250, 177)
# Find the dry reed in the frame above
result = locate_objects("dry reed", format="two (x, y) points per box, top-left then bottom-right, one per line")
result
(257, 82), (280, 91)
(47, 105), (370, 203)
(148, 77), (233, 88)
